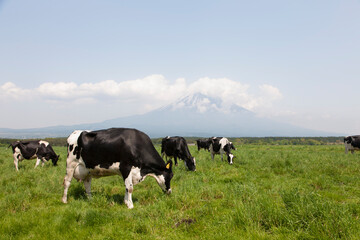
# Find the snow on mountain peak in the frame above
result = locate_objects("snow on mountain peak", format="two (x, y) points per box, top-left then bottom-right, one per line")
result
(162, 92), (251, 114)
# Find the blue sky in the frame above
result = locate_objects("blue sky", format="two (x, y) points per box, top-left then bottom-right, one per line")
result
(0, 0), (359, 134)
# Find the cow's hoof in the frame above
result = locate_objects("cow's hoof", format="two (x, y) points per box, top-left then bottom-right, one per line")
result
(125, 201), (134, 209)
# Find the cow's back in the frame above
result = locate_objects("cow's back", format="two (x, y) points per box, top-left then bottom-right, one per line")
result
(177, 137), (192, 156)
(19, 141), (39, 159)
(78, 128), (164, 169)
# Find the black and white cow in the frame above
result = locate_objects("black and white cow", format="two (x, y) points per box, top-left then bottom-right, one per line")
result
(209, 137), (235, 165)
(344, 135), (360, 154)
(9, 140), (59, 171)
(62, 128), (174, 209)
(196, 138), (211, 151)
(161, 136), (196, 171)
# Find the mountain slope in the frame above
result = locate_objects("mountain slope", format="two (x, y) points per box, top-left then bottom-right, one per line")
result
(0, 93), (341, 138)
(98, 93), (339, 137)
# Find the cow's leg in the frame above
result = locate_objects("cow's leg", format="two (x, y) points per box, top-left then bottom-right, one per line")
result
(174, 156), (178, 166)
(211, 153), (214, 161)
(220, 152), (224, 161)
(162, 152), (169, 161)
(34, 158), (41, 168)
(41, 158), (49, 167)
(13, 154), (19, 171)
(351, 150), (355, 154)
(83, 176), (92, 199)
(41, 157), (47, 167)
(62, 167), (75, 203)
(124, 172), (134, 209)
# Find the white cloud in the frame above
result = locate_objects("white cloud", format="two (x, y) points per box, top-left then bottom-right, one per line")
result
(259, 84), (283, 101)
(0, 75), (283, 115)
(189, 77), (250, 103)
(37, 82), (78, 99)
(31, 75), (187, 102)
(0, 82), (31, 99)
(248, 84), (283, 113)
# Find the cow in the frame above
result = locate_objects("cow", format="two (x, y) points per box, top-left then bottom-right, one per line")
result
(62, 128), (174, 209)
(161, 136), (196, 171)
(9, 140), (59, 171)
(344, 135), (360, 154)
(209, 137), (235, 165)
(196, 138), (211, 151)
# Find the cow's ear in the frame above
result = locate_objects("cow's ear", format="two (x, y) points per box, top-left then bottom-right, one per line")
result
(165, 160), (172, 170)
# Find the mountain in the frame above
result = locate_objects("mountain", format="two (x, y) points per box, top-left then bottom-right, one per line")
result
(0, 93), (341, 138)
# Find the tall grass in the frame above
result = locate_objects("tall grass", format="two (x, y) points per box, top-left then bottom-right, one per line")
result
(1, 144), (360, 239)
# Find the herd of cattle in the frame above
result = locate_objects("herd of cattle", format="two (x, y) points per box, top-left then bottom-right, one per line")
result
(8, 127), (236, 209)
(7, 129), (360, 209)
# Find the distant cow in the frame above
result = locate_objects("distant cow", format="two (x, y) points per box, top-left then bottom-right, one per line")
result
(196, 138), (211, 151)
(161, 136), (196, 171)
(9, 140), (59, 171)
(344, 135), (360, 154)
(62, 128), (174, 209)
(209, 137), (235, 164)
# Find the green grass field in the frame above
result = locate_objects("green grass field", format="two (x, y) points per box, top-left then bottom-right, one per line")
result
(1, 144), (360, 239)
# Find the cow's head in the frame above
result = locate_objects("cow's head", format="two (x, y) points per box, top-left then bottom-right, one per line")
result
(184, 156), (196, 171)
(344, 136), (352, 144)
(227, 153), (234, 165)
(52, 155), (60, 166)
(161, 160), (174, 194)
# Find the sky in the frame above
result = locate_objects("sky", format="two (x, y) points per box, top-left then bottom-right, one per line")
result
(0, 0), (359, 135)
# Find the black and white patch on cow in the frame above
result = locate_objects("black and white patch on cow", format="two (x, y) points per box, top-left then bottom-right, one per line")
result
(161, 136), (196, 171)
(344, 135), (360, 154)
(9, 140), (59, 171)
(209, 137), (235, 165)
(62, 128), (174, 209)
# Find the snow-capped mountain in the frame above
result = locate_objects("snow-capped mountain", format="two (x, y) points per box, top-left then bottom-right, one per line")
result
(0, 92), (340, 138)
(159, 93), (251, 114)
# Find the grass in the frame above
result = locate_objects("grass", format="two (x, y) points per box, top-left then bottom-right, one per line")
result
(1, 144), (360, 239)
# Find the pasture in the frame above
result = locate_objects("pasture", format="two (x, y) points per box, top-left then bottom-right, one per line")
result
(1, 143), (360, 239)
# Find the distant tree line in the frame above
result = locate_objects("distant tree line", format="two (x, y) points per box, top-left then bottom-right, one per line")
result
(0, 136), (344, 147)
(229, 137), (344, 146)
(152, 136), (344, 146)
(0, 138), (68, 147)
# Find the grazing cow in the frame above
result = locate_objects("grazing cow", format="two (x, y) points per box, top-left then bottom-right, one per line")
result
(161, 136), (196, 171)
(209, 137), (235, 164)
(196, 138), (211, 151)
(9, 140), (59, 171)
(344, 135), (360, 154)
(62, 128), (174, 209)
